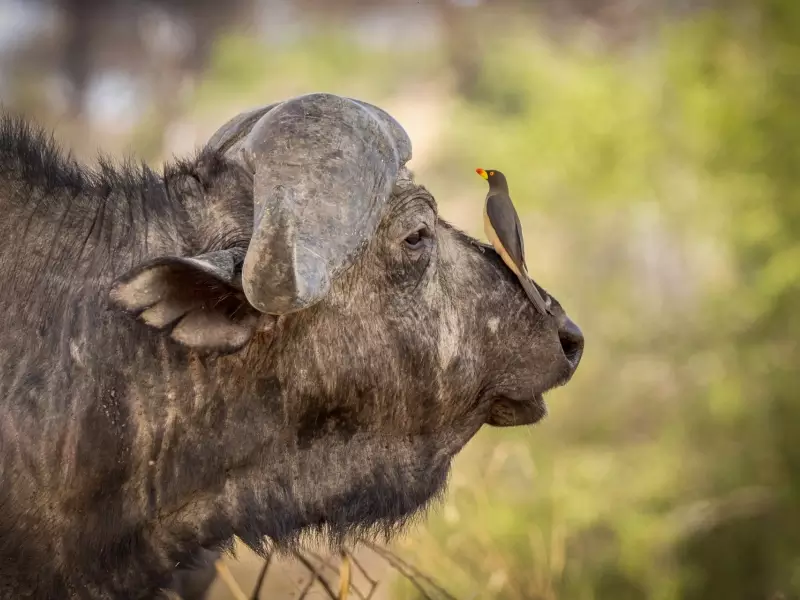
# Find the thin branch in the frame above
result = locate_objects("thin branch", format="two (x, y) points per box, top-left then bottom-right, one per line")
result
(359, 541), (458, 600)
(342, 548), (379, 600)
(214, 560), (248, 600)
(338, 550), (352, 600)
(304, 551), (370, 600)
(361, 575), (380, 600)
(305, 551), (341, 577)
(357, 545), (434, 600)
(343, 548), (379, 589)
(291, 549), (339, 599)
(249, 550), (272, 600)
(364, 583), (379, 600)
(296, 553), (337, 600)
(214, 541), (453, 600)
(297, 575), (316, 600)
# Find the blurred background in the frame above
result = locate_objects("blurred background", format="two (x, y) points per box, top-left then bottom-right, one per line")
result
(2, 0), (799, 598)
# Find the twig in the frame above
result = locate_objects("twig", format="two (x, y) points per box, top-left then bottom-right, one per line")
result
(364, 582), (379, 600)
(305, 551), (341, 577)
(358, 545), (433, 600)
(305, 551), (370, 600)
(214, 541), (452, 600)
(296, 553), (336, 599)
(343, 548), (380, 600)
(343, 548), (379, 589)
(338, 549), (352, 600)
(297, 575), (316, 599)
(359, 541), (457, 600)
(214, 560), (248, 600)
(291, 549), (339, 599)
(249, 550), (272, 600)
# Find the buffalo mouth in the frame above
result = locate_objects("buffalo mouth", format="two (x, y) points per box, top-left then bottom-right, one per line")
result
(486, 393), (547, 427)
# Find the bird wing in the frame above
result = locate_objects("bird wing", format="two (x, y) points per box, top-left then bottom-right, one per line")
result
(486, 192), (549, 315)
(515, 211), (528, 272)
(486, 192), (526, 271)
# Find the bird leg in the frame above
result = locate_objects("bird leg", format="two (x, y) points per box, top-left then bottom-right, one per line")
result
(469, 239), (487, 253)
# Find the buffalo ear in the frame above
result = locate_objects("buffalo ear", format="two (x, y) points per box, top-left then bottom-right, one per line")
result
(108, 248), (271, 353)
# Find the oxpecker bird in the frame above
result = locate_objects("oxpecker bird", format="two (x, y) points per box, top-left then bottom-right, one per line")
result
(476, 168), (553, 316)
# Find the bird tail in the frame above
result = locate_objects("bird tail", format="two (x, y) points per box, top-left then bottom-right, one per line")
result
(519, 274), (550, 316)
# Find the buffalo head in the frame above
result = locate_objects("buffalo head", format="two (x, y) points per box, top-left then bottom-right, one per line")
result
(106, 92), (583, 553)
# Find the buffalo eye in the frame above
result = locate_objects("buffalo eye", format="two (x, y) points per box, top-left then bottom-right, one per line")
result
(404, 227), (429, 251)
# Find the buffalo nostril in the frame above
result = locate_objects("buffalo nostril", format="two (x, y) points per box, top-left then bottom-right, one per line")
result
(558, 317), (584, 368)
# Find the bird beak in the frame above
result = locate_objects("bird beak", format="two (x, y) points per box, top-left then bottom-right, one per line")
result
(476, 168), (488, 180)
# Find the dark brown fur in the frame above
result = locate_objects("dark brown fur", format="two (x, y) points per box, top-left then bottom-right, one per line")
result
(0, 111), (583, 599)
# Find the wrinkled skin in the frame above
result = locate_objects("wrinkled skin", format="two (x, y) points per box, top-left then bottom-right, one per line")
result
(0, 94), (583, 599)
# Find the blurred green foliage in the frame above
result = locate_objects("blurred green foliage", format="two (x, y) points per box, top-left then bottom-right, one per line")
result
(11, 1), (797, 596)
(389, 3), (800, 600)
(188, 30), (443, 118)
(178, 4), (799, 598)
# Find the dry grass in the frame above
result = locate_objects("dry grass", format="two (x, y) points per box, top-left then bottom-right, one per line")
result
(192, 538), (458, 600)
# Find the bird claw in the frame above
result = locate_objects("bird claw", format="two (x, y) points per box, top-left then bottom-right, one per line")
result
(471, 240), (486, 253)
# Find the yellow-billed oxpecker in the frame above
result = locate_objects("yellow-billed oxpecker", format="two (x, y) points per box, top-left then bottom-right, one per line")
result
(476, 168), (553, 316)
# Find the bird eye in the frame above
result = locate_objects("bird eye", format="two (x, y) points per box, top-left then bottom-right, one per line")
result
(404, 227), (428, 250)
(489, 171), (495, 176)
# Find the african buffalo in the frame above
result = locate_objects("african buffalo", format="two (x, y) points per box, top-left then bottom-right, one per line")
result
(0, 92), (583, 599)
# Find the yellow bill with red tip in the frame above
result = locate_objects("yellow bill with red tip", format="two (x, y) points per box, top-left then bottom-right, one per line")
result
(476, 168), (488, 180)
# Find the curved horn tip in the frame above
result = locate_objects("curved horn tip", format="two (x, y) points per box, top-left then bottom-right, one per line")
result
(242, 255), (331, 315)
(206, 102), (282, 156)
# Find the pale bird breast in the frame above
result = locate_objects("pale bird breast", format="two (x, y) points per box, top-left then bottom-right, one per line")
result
(483, 210), (523, 278)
